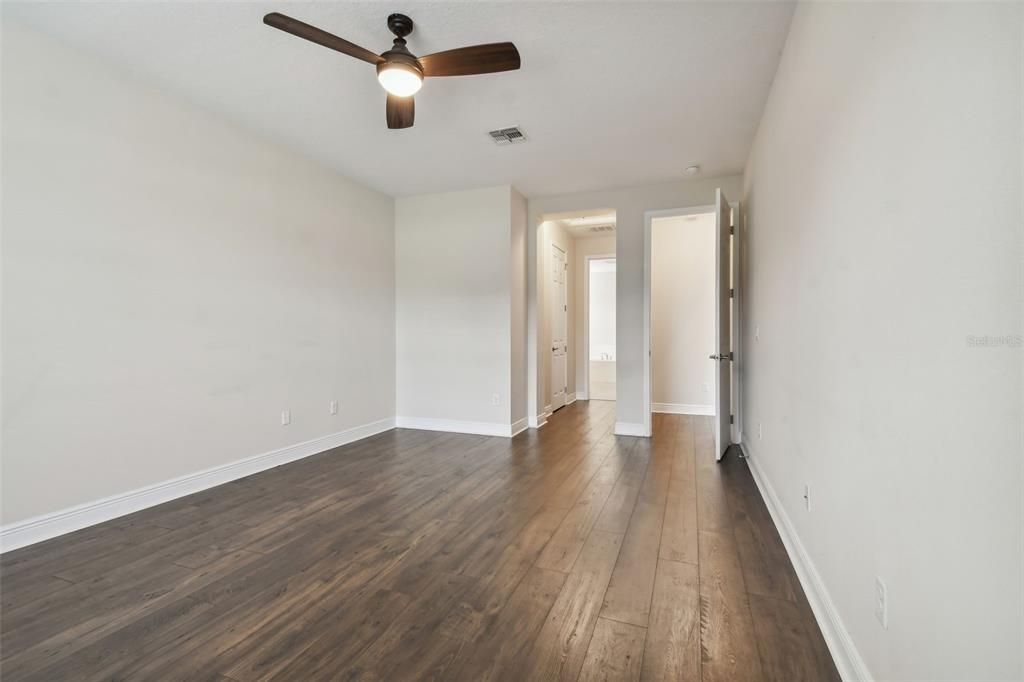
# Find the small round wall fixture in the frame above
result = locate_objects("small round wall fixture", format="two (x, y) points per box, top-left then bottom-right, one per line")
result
(684, 165), (701, 176)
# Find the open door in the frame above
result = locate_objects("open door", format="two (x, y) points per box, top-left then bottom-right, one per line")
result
(710, 189), (732, 460)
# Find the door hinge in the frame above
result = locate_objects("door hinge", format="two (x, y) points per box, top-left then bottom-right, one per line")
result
(729, 288), (734, 298)
(729, 415), (734, 425)
(729, 225), (735, 235)
(564, 305), (567, 311)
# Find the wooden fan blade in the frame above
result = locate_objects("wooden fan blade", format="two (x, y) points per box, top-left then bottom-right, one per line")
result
(418, 42), (520, 77)
(386, 94), (415, 129)
(263, 13), (383, 65)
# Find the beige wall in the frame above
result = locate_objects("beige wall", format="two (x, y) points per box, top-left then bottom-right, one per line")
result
(651, 214), (715, 411)
(510, 189), (528, 425)
(1, 22), (396, 525)
(573, 235), (616, 398)
(742, 3), (1022, 680)
(529, 176), (742, 431)
(396, 186), (517, 430)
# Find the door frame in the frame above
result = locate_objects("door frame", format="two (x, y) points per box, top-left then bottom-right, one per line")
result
(643, 203), (739, 439)
(583, 253), (616, 401)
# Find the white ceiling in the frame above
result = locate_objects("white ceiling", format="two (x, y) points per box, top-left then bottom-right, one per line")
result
(4, 1), (794, 198)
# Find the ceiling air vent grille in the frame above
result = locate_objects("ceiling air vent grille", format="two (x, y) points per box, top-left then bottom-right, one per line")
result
(488, 126), (527, 145)
(588, 225), (615, 233)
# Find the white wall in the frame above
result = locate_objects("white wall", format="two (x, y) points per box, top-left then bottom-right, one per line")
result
(395, 185), (520, 431)
(742, 3), (1023, 680)
(651, 214), (715, 411)
(529, 176), (742, 431)
(1, 22), (396, 526)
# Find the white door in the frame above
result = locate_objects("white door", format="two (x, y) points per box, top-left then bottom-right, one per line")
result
(711, 189), (732, 460)
(550, 244), (568, 410)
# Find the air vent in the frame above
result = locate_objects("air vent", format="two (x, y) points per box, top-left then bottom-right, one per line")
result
(488, 126), (527, 145)
(588, 225), (615, 233)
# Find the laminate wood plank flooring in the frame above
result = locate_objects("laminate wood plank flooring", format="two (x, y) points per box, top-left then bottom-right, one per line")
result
(1, 401), (839, 681)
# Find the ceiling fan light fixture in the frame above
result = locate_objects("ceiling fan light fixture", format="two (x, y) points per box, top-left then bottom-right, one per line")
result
(264, 11), (520, 129)
(377, 61), (422, 97)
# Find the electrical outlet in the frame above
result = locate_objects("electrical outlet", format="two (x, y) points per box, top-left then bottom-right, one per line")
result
(874, 577), (888, 629)
(701, 382), (710, 394)
(281, 410), (291, 426)
(491, 393), (500, 406)
(803, 483), (811, 511)
(329, 400), (338, 415)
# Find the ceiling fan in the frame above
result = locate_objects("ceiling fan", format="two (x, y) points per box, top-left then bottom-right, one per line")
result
(263, 12), (521, 129)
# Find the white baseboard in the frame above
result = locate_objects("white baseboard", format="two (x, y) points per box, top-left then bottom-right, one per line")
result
(652, 402), (714, 416)
(577, 390), (589, 401)
(614, 421), (649, 437)
(509, 417), (529, 437)
(741, 442), (873, 682)
(395, 416), (520, 438)
(566, 393), (578, 406)
(0, 417), (396, 553)
(529, 406), (553, 429)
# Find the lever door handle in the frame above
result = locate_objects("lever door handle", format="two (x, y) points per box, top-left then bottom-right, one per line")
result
(709, 353), (734, 361)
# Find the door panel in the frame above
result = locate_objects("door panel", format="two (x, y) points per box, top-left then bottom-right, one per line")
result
(713, 190), (732, 460)
(551, 245), (568, 410)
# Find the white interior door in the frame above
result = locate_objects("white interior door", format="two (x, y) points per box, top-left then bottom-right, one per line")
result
(711, 189), (732, 460)
(550, 244), (568, 410)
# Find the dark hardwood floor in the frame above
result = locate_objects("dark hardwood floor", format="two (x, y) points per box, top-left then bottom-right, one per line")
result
(0, 401), (840, 681)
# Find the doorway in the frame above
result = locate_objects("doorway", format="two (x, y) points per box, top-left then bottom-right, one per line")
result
(650, 215), (715, 416)
(535, 208), (617, 424)
(643, 192), (739, 456)
(586, 257), (616, 400)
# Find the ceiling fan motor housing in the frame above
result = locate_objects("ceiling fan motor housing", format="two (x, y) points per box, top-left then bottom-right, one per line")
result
(387, 13), (414, 39)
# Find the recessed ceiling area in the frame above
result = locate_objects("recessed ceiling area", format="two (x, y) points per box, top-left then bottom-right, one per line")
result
(3, 1), (795, 197)
(542, 208), (617, 238)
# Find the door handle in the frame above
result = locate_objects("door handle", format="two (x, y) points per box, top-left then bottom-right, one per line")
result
(709, 353), (734, 361)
